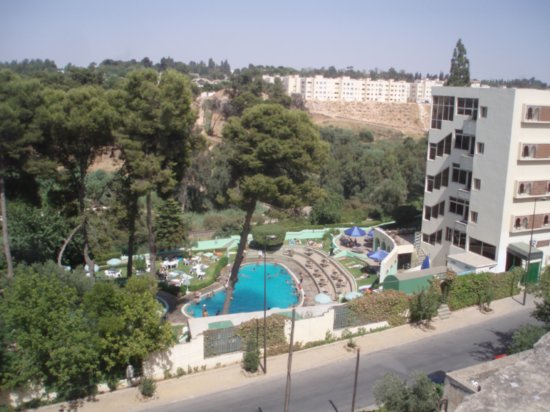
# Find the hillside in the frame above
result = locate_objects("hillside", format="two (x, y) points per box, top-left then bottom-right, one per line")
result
(306, 101), (430, 138)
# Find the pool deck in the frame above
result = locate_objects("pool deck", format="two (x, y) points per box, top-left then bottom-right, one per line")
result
(163, 245), (356, 326)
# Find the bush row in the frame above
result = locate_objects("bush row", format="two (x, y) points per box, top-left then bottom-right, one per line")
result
(347, 290), (410, 326)
(446, 269), (521, 311)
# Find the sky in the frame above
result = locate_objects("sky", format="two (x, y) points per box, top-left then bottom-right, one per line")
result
(1, 0), (550, 82)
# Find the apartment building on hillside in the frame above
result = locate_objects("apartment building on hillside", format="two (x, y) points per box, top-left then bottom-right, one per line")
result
(263, 75), (444, 103)
(420, 87), (550, 280)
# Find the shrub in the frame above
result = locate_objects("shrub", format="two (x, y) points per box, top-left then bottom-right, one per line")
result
(139, 377), (156, 398)
(237, 315), (287, 354)
(250, 225), (286, 250)
(409, 282), (441, 325)
(374, 372), (441, 412)
(347, 290), (410, 326)
(243, 338), (260, 373)
(507, 324), (549, 355)
(447, 270), (520, 311)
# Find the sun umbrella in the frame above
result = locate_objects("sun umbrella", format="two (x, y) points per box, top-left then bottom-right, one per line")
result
(421, 255), (430, 270)
(344, 291), (363, 301)
(107, 258), (122, 266)
(344, 226), (366, 237)
(368, 249), (389, 262)
(314, 293), (333, 304)
(367, 229), (375, 238)
(84, 264), (100, 272)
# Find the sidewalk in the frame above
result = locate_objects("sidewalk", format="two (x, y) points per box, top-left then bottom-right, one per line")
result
(36, 294), (535, 412)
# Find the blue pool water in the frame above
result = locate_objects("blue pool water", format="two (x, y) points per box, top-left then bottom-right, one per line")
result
(186, 263), (299, 317)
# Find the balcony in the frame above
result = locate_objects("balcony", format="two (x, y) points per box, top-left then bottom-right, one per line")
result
(514, 180), (550, 200)
(522, 105), (550, 124)
(518, 143), (550, 161)
(510, 213), (550, 233)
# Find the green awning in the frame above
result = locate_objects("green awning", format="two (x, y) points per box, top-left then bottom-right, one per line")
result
(208, 320), (234, 330)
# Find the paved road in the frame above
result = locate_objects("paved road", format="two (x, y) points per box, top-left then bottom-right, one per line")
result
(138, 305), (538, 412)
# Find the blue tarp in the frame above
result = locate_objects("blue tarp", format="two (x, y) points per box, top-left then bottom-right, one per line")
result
(368, 249), (389, 262)
(344, 226), (366, 237)
(421, 255), (430, 269)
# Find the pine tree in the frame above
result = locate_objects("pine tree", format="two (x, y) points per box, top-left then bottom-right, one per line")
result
(446, 39), (471, 87)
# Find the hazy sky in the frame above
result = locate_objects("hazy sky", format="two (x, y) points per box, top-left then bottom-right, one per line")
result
(1, 0), (549, 82)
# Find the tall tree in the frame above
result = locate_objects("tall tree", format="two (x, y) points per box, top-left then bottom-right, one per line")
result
(0, 70), (44, 279)
(42, 85), (115, 275)
(221, 103), (328, 313)
(117, 69), (196, 276)
(446, 39), (471, 87)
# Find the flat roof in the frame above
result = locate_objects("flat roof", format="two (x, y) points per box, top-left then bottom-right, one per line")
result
(448, 252), (497, 269)
(507, 242), (544, 260)
(394, 266), (448, 281)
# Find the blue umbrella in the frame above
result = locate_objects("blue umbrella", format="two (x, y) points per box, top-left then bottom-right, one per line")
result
(367, 229), (375, 238)
(421, 255), (430, 270)
(314, 293), (333, 304)
(368, 249), (389, 262)
(344, 226), (366, 237)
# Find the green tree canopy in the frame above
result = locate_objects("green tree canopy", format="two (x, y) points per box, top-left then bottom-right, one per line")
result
(0, 70), (45, 278)
(116, 68), (196, 276)
(221, 103), (328, 312)
(446, 39), (471, 87)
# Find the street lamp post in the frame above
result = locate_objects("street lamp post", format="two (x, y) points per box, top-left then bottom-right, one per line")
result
(523, 197), (547, 306)
(263, 234), (277, 373)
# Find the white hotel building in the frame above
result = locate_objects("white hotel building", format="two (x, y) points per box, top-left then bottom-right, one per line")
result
(420, 87), (550, 280)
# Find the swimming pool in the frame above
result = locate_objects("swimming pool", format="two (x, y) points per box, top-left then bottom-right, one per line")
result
(185, 262), (300, 317)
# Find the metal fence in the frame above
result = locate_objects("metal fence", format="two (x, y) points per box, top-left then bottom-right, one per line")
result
(333, 305), (364, 330)
(203, 326), (243, 358)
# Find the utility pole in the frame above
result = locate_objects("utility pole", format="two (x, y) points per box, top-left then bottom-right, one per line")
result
(284, 308), (296, 412)
(351, 348), (360, 412)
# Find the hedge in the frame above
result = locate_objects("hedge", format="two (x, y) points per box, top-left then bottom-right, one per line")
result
(447, 270), (521, 311)
(236, 315), (288, 355)
(347, 290), (410, 326)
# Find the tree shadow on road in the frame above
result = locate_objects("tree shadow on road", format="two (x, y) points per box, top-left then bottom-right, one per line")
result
(469, 329), (514, 361)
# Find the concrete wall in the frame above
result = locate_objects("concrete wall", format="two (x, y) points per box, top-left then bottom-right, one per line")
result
(144, 305), (388, 380)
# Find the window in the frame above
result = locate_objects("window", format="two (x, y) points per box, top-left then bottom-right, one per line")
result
(544, 215), (549, 226)
(427, 168), (449, 192)
(431, 96), (455, 129)
(428, 144), (436, 160)
(480, 106), (488, 118)
(452, 229), (467, 249)
(455, 130), (475, 155)
(469, 237), (496, 260)
(426, 176), (434, 192)
(518, 183), (531, 195)
(471, 211), (478, 223)
(445, 227), (453, 242)
(474, 178), (481, 190)
(452, 164), (472, 188)
(424, 201), (445, 220)
(476, 142), (485, 154)
(449, 196), (469, 219)
(423, 230), (443, 245)
(547, 182), (550, 193)
(457, 98), (479, 118)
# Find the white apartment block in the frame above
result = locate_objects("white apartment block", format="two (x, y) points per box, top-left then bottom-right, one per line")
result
(265, 74), (444, 103)
(282, 74), (301, 95)
(410, 79), (444, 103)
(421, 87), (550, 280)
